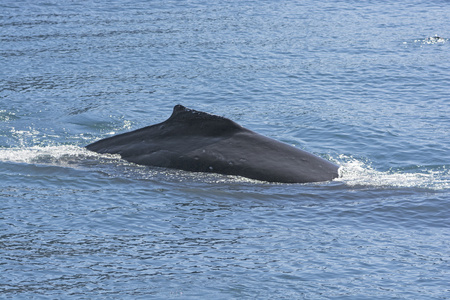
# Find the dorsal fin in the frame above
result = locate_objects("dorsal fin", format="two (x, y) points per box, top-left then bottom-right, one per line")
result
(166, 105), (242, 131)
(167, 105), (229, 122)
(161, 104), (243, 136)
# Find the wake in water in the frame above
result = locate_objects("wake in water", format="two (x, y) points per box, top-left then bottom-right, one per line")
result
(0, 146), (448, 190)
(0, 145), (118, 168)
(335, 155), (449, 190)
(0, 146), (257, 184)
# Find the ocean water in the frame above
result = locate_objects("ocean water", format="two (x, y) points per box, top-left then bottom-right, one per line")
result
(1, 0), (449, 298)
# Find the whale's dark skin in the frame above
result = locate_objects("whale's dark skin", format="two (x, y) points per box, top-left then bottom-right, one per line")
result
(86, 105), (339, 183)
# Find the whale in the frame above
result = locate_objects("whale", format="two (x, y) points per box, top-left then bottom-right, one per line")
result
(86, 105), (339, 183)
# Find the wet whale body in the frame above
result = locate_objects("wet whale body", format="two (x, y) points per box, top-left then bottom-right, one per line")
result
(86, 105), (339, 183)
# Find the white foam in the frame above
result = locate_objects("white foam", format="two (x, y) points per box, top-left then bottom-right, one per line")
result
(0, 145), (120, 168)
(335, 155), (449, 190)
(414, 35), (448, 45)
(1, 148), (448, 189)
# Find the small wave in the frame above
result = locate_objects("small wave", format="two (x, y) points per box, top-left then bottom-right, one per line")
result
(335, 155), (449, 190)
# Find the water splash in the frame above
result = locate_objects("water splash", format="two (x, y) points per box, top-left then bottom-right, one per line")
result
(413, 35), (448, 45)
(0, 145), (119, 168)
(335, 155), (449, 190)
(1, 147), (448, 189)
(0, 146), (254, 184)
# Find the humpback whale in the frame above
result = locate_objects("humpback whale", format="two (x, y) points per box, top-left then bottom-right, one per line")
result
(86, 105), (339, 183)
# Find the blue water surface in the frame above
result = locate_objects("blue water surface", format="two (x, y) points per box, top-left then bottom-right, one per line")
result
(1, 0), (449, 298)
